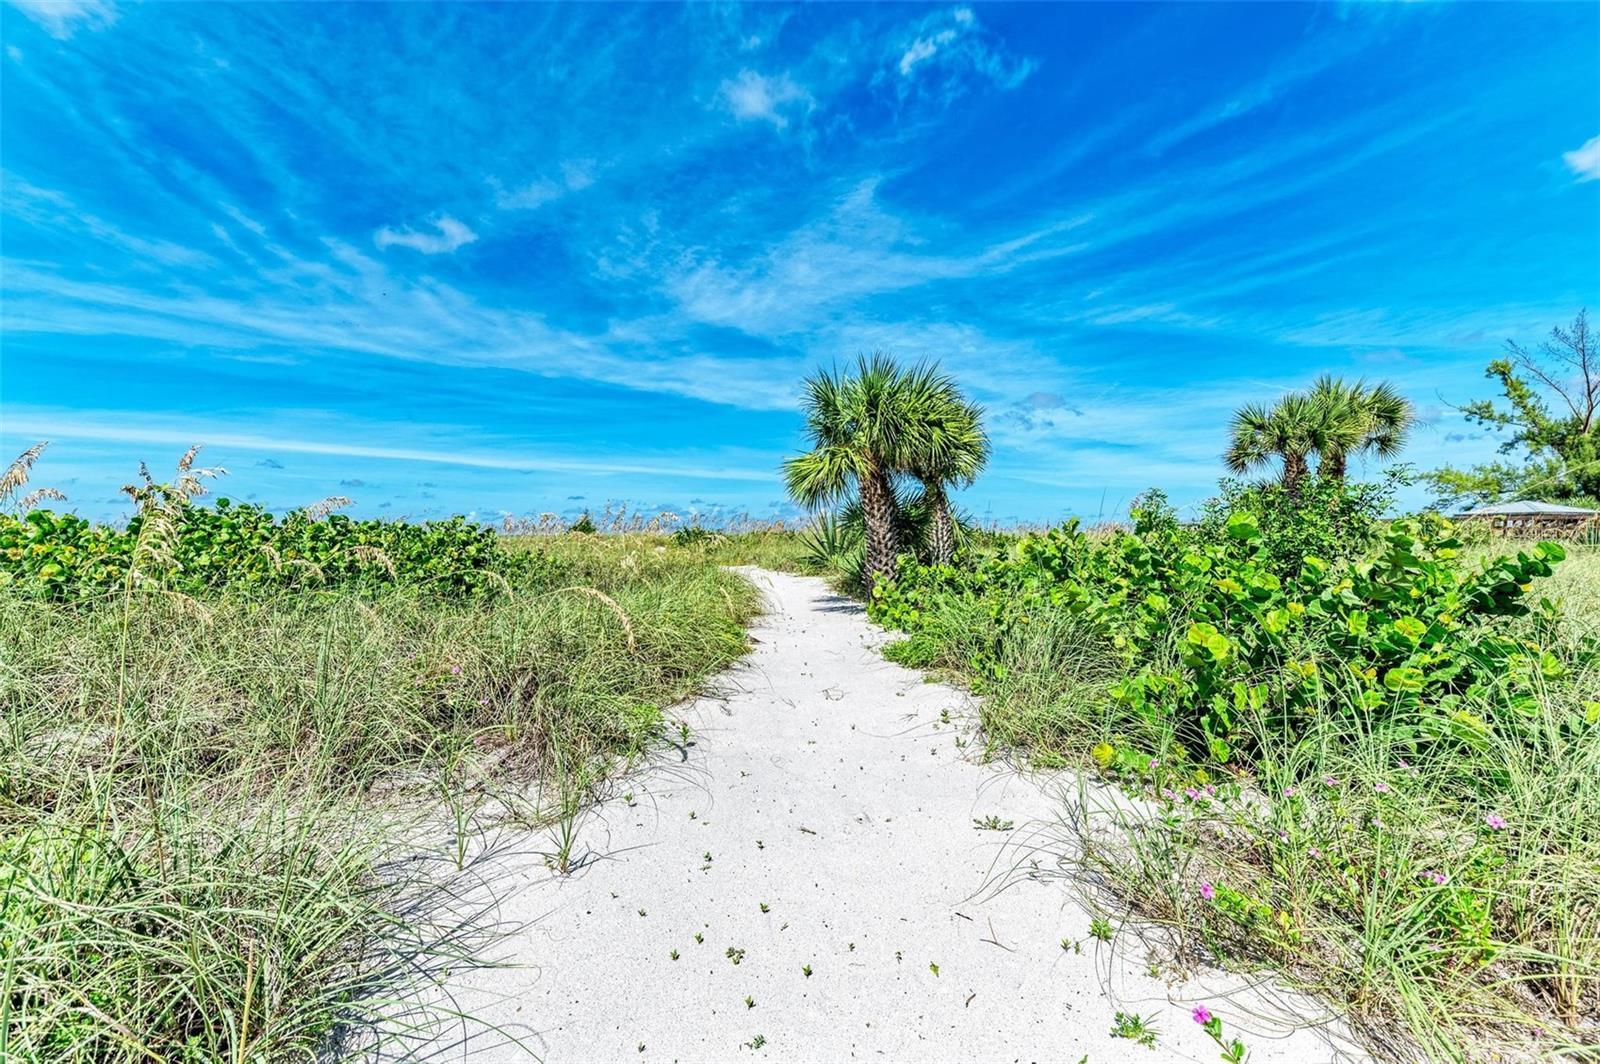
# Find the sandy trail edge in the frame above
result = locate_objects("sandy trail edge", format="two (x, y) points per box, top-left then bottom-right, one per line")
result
(371, 568), (1366, 1063)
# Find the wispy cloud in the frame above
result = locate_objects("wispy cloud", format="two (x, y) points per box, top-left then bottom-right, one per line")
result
(7, 0), (115, 38)
(490, 160), (596, 210)
(373, 215), (477, 254)
(885, 6), (1033, 97)
(718, 69), (811, 129)
(3, 407), (781, 483)
(1562, 134), (1600, 182)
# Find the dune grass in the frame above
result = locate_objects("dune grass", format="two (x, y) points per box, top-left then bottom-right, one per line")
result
(0, 535), (759, 1062)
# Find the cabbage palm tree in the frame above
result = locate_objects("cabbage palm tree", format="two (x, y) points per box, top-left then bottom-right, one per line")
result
(1308, 375), (1414, 480)
(784, 356), (937, 592)
(901, 369), (988, 565)
(1224, 392), (1323, 492)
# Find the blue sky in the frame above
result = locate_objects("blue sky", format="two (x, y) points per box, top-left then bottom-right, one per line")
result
(2, 1), (1597, 525)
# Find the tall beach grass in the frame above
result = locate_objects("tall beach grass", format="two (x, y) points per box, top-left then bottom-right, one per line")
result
(1, 535), (758, 1061)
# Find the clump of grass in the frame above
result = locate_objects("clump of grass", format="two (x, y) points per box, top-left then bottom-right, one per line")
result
(0, 531), (759, 1060)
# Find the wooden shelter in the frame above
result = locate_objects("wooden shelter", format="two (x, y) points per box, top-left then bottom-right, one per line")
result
(1454, 500), (1600, 539)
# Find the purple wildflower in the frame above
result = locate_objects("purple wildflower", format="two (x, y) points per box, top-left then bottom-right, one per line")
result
(450, 664), (462, 675)
(1374, 780), (1390, 793)
(1307, 846), (1322, 859)
(1192, 1005), (1212, 1025)
(1323, 775), (1340, 787)
(1282, 785), (1297, 798)
(1199, 881), (1216, 901)
(1424, 870), (1447, 885)
(1484, 812), (1507, 830)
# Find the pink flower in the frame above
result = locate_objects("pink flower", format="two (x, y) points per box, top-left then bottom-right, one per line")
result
(1322, 775), (1340, 787)
(1373, 781), (1390, 793)
(1307, 846), (1322, 859)
(478, 697), (490, 706)
(1185, 787), (1200, 800)
(1199, 881), (1215, 901)
(1423, 870), (1447, 885)
(1282, 786), (1297, 798)
(450, 665), (462, 675)
(1397, 758), (1410, 769)
(1161, 788), (1178, 801)
(1192, 1005), (1212, 1025)
(1484, 813), (1507, 830)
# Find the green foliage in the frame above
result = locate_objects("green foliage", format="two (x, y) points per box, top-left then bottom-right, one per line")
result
(671, 525), (714, 546)
(872, 502), (1581, 765)
(1196, 471), (1402, 579)
(0, 498), (537, 599)
(1429, 310), (1599, 505)
(569, 513), (598, 534)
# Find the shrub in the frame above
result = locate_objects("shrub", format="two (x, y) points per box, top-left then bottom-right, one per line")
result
(0, 499), (536, 600)
(872, 509), (1585, 764)
(1196, 470), (1402, 578)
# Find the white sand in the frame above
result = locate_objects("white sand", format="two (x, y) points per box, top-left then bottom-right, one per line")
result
(387, 569), (1365, 1063)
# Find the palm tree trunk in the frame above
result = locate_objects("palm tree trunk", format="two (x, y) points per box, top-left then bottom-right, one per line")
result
(923, 478), (956, 566)
(1283, 453), (1308, 496)
(858, 463), (900, 594)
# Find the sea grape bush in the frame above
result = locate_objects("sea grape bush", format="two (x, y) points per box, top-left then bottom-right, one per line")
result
(871, 502), (1589, 763)
(0, 498), (551, 598)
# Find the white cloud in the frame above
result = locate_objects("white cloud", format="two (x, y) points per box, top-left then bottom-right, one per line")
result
(898, 36), (946, 77)
(492, 178), (562, 210)
(888, 7), (1033, 93)
(490, 160), (596, 211)
(373, 215), (477, 254)
(1562, 134), (1600, 182)
(719, 69), (810, 129)
(7, 0), (115, 38)
(3, 407), (778, 483)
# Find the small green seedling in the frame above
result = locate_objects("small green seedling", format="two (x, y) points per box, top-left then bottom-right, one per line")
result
(670, 949), (679, 960)
(744, 995), (755, 1009)
(801, 964), (812, 977)
(929, 962), (940, 977)
(1090, 916), (1115, 942)
(726, 946), (746, 965)
(973, 815), (1014, 831)
(759, 902), (770, 913)
(1110, 1011), (1158, 1048)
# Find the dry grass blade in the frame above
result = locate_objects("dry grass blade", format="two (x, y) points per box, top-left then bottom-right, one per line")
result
(348, 545), (397, 579)
(552, 585), (637, 650)
(302, 496), (353, 520)
(1, 441), (49, 506)
(19, 487), (68, 510)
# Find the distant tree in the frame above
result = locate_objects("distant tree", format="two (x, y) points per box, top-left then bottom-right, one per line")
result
(901, 370), (988, 566)
(1307, 376), (1414, 481)
(784, 356), (941, 593)
(1425, 310), (1598, 507)
(1224, 393), (1322, 492)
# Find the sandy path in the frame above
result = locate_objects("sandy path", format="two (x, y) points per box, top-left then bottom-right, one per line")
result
(393, 569), (1362, 1063)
